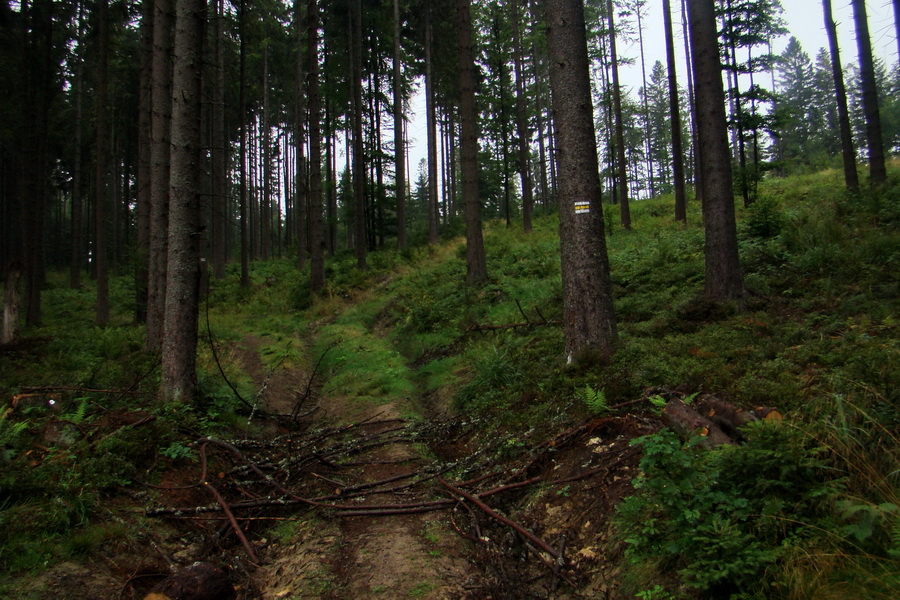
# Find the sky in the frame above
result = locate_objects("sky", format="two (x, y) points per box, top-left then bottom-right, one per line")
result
(402, 0), (899, 180)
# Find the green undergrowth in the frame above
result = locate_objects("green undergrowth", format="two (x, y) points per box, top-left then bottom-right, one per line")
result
(1, 166), (898, 596)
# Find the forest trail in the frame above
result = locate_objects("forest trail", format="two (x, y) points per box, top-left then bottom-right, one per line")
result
(236, 334), (474, 599)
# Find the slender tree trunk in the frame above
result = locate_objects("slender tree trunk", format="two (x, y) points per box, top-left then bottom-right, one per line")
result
(688, 0), (744, 301)
(635, 4), (656, 198)
(822, 0), (858, 190)
(308, 0), (325, 294)
(894, 0), (900, 65)
(352, 0), (366, 269)
(294, 0), (308, 269)
(393, 0), (406, 249)
(607, 0), (631, 229)
(681, 0), (701, 202)
(261, 45), (271, 261)
(71, 0), (86, 290)
(161, 0), (205, 403)
(147, 0), (173, 350)
(238, 0), (249, 287)
(211, 0), (226, 277)
(850, 0), (887, 184)
(135, 0), (152, 321)
(456, 0), (488, 286)
(425, 4), (440, 244)
(546, 0), (617, 362)
(512, 3), (533, 233)
(664, 0), (687, 222)
(95, 0), (110, 326)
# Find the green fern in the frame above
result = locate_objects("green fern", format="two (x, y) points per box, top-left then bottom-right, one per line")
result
(67, 397), (91, 425)
(578, 385), (608, 414)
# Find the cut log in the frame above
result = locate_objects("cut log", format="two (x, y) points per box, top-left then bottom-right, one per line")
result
(661, 400), (733, 447)
(694, 395), (757, 437)
(752, 406), (783, 421)
(144, 562), (235, 600)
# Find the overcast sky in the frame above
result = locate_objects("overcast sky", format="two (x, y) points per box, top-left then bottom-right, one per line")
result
(401, 1), (899, 179)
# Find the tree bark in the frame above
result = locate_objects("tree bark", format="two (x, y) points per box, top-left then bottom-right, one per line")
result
(425, 4), (440, 245)
(512, 3), (533, 233)
(662, 400), (733, 447)
(393, 0), (406, 249)
(607, 0), (631, 229)
(456, 0), (488, 286)
(308, 0), (325, 295)
(2, 263), (20, 345)
(147, 0), (173, 350)
(135, 0), (152, 321)
(822, 0), (859, 191)
(687, 0), (744, 302)
(294, 0), (308, 270)
(71, 0), (87, 291)
(210, 0), (226, 278)
(546, 0), (617, 362)
(664, 0), (688, 222)
(238, 0), (249, 288)
(850, 0), (887, 185)
(161, 0), (205, 403)
(352, 0), (366, 269)
(94, 0), (110, 327)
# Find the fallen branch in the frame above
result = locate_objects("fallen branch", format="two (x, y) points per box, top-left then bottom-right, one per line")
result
(440, 478), (559, 560)
(21, 386), (144, 395)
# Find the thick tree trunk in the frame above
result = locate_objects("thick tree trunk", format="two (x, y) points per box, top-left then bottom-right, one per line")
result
(607, 0), (631, 230)
(850, 0), (887, 185)
(94, 0), (110, 327)
(546, 0), (617, 362)
(456, 0), (488, 286)
(147, 0), (173, 350)
(664, 0), (688, 222)
(393, 0), (406, 249)
(308, 0), (325, 295)
(822, 0), (859, 191)
(687, 0), (744, 302)
(161, 0), (205, 403)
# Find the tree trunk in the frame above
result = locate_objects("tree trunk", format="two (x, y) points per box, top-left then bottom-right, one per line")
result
(238, 0), (249, 288)
(425, 4), (440, 244)
(546, 0), (617, 362)
(94, 0), (110, 327)
(607, 0), (631, 230)
(308, 0), (325, 294)
(662, 400), (733, 447)
(71, 0), (86, 290)
(850, 0), (887, 185)
(294, 0), (308, 270)
(512, 3), (533, 233)
(352, 0), (366, 269)
(211, 0), (226, 278)
(456, 0), (488, 286)
(135, 0), (152, 321)
(894, 0), (900, 65)
(635, 4), (655, 199)
(822, 0), (859, 190)
(664, 0), (687, 222)
(2, 263), (20, 345)
(393, 0), (406, 249)
(161, 0), (205, 403)
(687, 0), (744, 302)
(147, 0), (173, 350)
(681, 0), (701, 203)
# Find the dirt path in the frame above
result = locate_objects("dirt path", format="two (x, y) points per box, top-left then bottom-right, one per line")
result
(236, 338), (474, 599)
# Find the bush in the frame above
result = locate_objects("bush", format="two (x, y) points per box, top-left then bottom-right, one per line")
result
(616, 423), (837, 598)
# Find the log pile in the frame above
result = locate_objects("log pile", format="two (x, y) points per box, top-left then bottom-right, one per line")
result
(661, 393), (783, 447)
